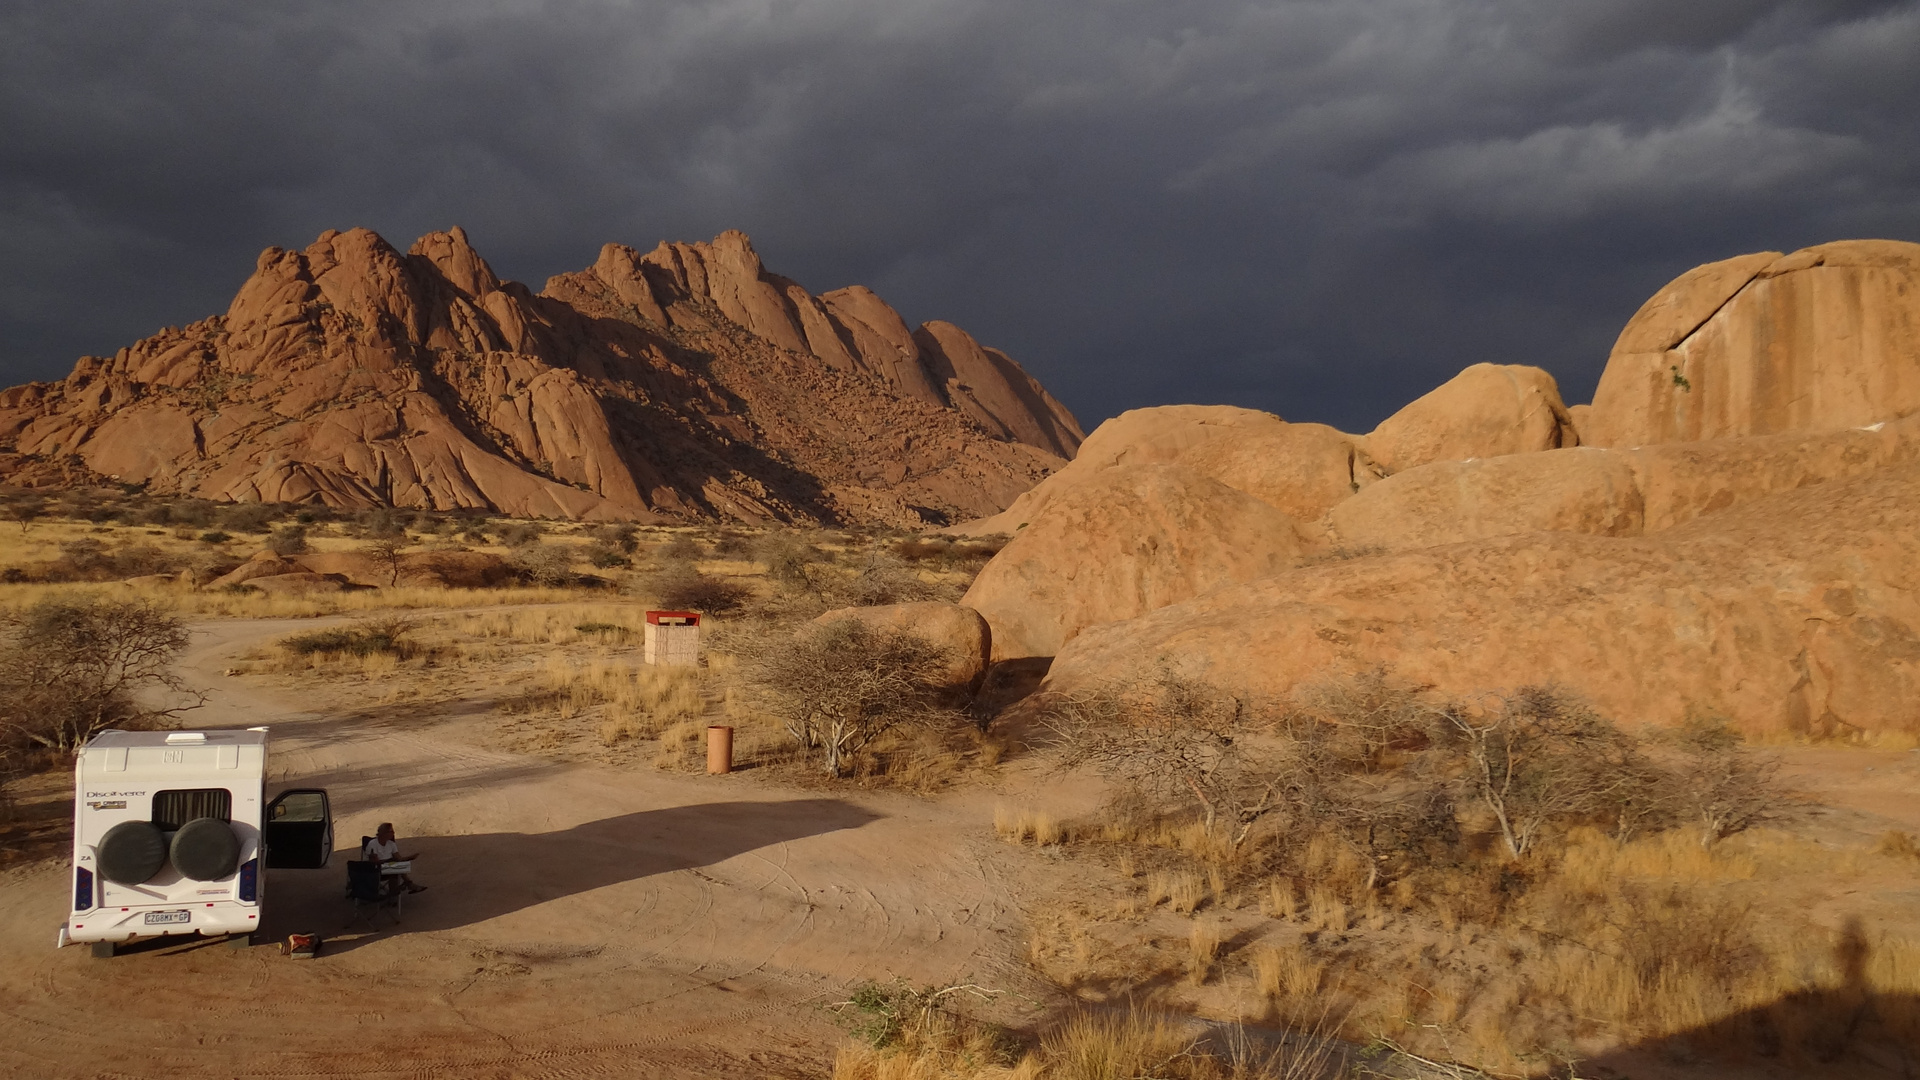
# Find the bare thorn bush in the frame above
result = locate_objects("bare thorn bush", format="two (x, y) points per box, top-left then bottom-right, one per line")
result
(652, 562), (752, 613)
(1670, 714), (1781, 847)
(0, 595), (202, 753)
(1440, 684), (1668, 857)
(749, 618), (960, 777)
(1042, 668), (1282, 849)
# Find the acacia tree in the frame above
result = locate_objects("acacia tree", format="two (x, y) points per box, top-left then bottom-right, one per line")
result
(363, 537), (407, 586)
(1672, 715), (1778, 847)
(1440, 685), (1660, 857)
(1269, 677), (1461, 888)
(1044, 669), (1294, 848)
(754, 618), (957, 777)
(9, 496), (45, 533)
(0, 596), (203, 753)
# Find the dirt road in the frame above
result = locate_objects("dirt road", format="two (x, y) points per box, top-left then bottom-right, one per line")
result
(0, 619), (1055, 1079)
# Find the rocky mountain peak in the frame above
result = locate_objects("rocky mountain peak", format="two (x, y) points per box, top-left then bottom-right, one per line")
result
(0, 227), (1084, 526)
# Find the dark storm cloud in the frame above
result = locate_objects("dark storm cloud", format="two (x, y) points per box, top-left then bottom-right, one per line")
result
(3, 0), (1917, 432)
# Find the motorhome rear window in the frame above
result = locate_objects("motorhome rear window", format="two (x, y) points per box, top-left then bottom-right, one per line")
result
(152, 789), (232, 828)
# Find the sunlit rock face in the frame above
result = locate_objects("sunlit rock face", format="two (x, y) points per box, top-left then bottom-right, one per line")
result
(0, 226), (1084, 527)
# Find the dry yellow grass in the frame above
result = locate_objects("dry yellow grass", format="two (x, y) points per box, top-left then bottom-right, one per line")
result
(1041, 1013), (1197, 1079)
(0, 579), (588, 618)
(1262, 879), (1297, 922)
(991, 806), (1061, 846)
(1554, 825), (1758, 886)
(1252, 943), (1326, 1002)
(1035, 1011), (1337, 1080)
(651, 720), (701, 769)
(832, 994), (1343, 1080)
(1875, 829), (1919, 860)
(1165, 871), (1207, 914)
(1302, 887), (1347, 933)
(1186, 918), (1222, 985)
(1290, 828), (1920, 1066)
(457, 604), (655, 645)
(833, 1031), (1037, 1080)
(1025, 909), (1095, 972)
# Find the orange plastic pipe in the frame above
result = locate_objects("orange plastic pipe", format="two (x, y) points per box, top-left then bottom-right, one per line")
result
(706, 725), (734, 774)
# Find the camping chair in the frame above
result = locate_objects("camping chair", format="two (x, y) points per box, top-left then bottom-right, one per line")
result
(345, 859), (403, 928)
(344, 837), (376, 899)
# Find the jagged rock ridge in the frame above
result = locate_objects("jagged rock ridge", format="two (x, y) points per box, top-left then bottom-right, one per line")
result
(0, 227), (1084, 525)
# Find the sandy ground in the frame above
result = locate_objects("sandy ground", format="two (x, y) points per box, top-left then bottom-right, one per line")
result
(0, 618), (1063, 1079)
(4, 615), (1918, 1079)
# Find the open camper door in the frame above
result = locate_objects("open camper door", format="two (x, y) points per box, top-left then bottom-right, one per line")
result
(263, 790), (333, 869)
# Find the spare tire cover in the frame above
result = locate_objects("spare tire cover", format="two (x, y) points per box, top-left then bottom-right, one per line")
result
(170, 817), (241, 881)
(97, 821), (168, 885)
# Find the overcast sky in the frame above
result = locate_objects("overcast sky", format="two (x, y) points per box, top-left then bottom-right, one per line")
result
(3, 1), (1916, 432)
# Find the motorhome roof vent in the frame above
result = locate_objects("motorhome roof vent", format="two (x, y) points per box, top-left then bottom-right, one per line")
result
(164, 732), (208, 744)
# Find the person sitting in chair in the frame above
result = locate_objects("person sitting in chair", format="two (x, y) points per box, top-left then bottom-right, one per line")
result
(365, 822), (427, 893)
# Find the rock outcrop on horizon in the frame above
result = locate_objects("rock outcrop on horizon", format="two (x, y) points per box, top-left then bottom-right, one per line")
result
(1584, 240), (1920, 448)
(0, 227), (1084, 526)
(952, 238), (1920, 737)
(957, 364), (1581, 654)
(1050, 465), (1920, 736)
(964, 463), (1312, 661)
(1364, 362), (1578, 473)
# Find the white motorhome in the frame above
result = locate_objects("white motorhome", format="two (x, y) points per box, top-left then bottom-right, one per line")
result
(59, 727), (333, 957)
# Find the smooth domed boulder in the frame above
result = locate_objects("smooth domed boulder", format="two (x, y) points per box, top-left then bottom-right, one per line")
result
(812, 601), (991, 692)
(1174, 421), (1379, 523)
(949, 405), (1371, 538)
(1609, 250), (1782, 356)
(1329, 447), (1643, 551)
(244, 572), (348, 595)
(952, 405), (1290, 536)
(962, 463), (1311, 661)
(1045, 463), (1920, 737)
(208, 551), (300, 588)
(1585, 240), (1920, 447)
(1366, 364), (1578, 474)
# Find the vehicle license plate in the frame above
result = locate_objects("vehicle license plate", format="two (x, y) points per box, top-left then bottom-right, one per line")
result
(143, 910), (191, 926)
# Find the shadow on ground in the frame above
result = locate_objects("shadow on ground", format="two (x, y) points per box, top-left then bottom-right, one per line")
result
(259, 798), (879, 949)
(1578, 920), (1918, 1078)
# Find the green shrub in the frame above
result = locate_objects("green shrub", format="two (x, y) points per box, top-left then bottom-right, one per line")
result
(217, 502), (279, 533)
(267, 524), (310, 556)
(654, 564), (750, 613)
(279, 619), (413, 657)
(586, 542), (630, 569)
